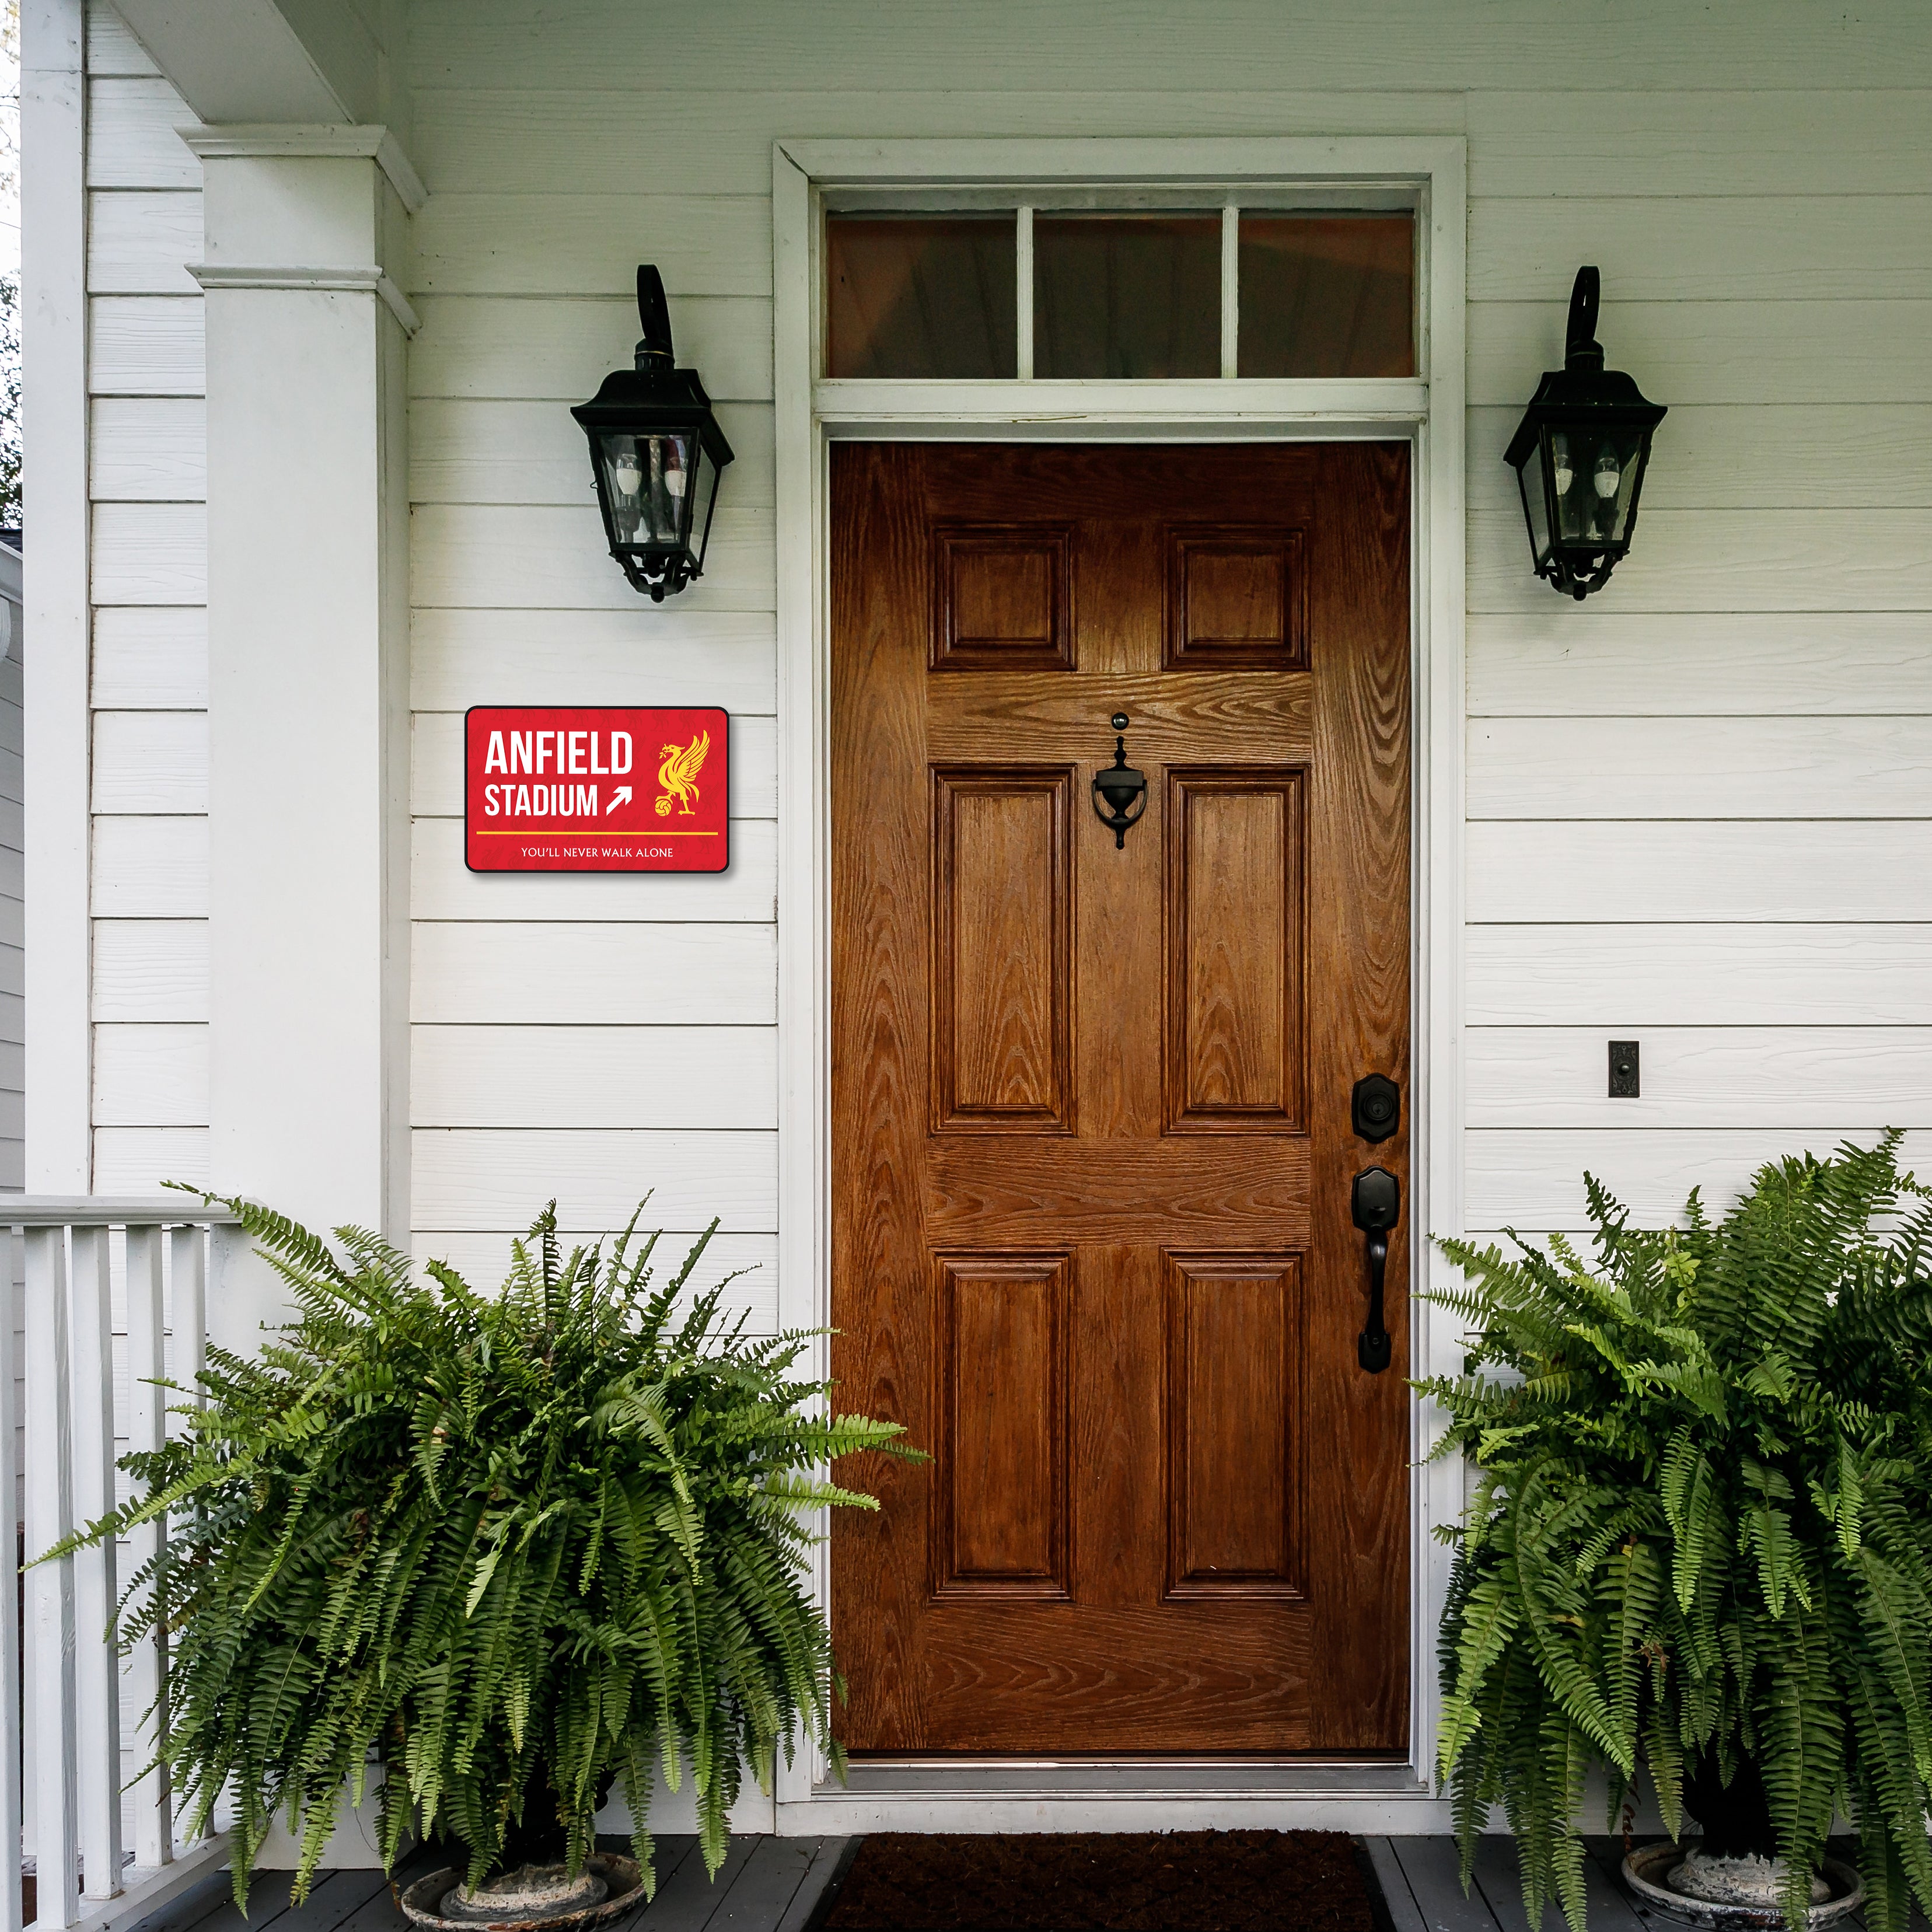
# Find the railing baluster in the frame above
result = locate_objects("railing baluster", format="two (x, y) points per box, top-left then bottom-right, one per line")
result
(0, 1231), (25, 1932)
(123, 1227), (172, 1872)
(167, 1227), (205, 1437)
(24, 1223), (79, 1930)
(68, 1225), (124, 1901)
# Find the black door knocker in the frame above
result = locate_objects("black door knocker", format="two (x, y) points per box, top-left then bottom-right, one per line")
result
(1091, 714), (1148, 848)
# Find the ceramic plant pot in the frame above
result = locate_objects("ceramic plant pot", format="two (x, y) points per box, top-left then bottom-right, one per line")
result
(1623, 1842), (1863, 1930)
(399, 1854), (646, 1932)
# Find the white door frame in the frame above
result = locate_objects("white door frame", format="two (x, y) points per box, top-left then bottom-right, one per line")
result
(771, 135), (1466, 1833)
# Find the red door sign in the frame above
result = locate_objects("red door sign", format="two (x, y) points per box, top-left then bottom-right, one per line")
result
(464, 707), (730, 872)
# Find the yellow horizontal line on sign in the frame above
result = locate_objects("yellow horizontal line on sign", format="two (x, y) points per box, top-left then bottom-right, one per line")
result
(471, 827), (719, 836)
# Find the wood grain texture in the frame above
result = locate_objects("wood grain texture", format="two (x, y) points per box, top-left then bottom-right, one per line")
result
(86, 77), (202, 189)
(1468, 300), (1932, 408)
(406, 1), (1932, 94)
(409, 397), (775, 508)
(89, 397), (206, 501)
(1468, 717), (1932, 819)
(91, 817), (207, 918)
(411, 1024), (777, 1129)
(1468, 91), (1932, 200)
(408, 195), (772, 297)
(410, 504), (773, 613)
(410, 608), (775, 713)
(1164, 1253), (1301, 1598)
(92, 1127), (208, 1192)
(1468, 611), (1932, 717)
(1468, 924), (1932, 1026)
(90, 502), (207, 606)
(830, 442), (1409, 1756)
(1468, 1027), (1932, 1130)
(90, 711), (206, 813)
(1166, 527), (1305, 670)
(89, 296), (205, 397)
(411, 88), (1465, 197)
(1165, 769), (1304, 1131)
(1470, 197), (1932, 303)
(931, 526), (1072, 672)
(91, 608), (208, 708)
(931, 1253), (1071, 1598)
(410, 1127), (775, 1229)
(1470, 506), (1932, 614)
(408, 295), (773, 404)
(930, 768), (1072, 1130)
(411, 817), (778, 923)
(412, 921), (775, 1026)
(1469, 821), (1932, 924)
(1469, 404), (1932, 511)
(91, 920), (207, 1022)
(85, 1), (159, 75)
(86, 191), (201, 295)
(1468, 1129), (1932, 1232)
(92, 1022), (208, 1127)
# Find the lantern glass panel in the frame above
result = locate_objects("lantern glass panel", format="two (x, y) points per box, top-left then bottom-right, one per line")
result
(1517, 444), (1553, 569)
(599, 431), (698, 550)
(688, 439), (722, 566)
(1549, 427), (1645, 548)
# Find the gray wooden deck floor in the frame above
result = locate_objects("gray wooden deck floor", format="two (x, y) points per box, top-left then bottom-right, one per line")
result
(121, 1838), (853, 1932)
(1368, 1834), (1923, 1932)
(120, 1832), (1921, 1932)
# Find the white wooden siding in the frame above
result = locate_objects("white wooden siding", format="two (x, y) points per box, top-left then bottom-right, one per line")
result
(401, 26), (1932, 1312)
(60, 0), (1928, 1299)
(83, 8), (208, 1192)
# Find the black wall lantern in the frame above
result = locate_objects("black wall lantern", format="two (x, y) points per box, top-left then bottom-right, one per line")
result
(574, 266), (735, 601)
(1505, 267), (1666, 600)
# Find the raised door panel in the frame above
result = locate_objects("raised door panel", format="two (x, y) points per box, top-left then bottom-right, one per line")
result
(1165, 768), (1306, 1133)
(1165, 526), (1308, 670)
(932, 525), (1074, 672)
(930, 1253), (1072, 1600)
(1165, 1253), (1303, 1599)
(931, 767), (1074, 1132)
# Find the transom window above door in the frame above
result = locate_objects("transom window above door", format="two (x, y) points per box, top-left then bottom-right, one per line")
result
(823, 205), (1416, 382)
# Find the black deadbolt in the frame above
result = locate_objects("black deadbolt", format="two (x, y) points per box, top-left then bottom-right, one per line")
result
(1351, 1072), (1400, 1144)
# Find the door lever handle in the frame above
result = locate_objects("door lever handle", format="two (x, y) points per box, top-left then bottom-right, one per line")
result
(1352, 1166), (1399, 1374)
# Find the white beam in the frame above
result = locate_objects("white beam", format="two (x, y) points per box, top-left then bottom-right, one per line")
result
(22, 0), (93, 1195)
(111, 0), (379, 126)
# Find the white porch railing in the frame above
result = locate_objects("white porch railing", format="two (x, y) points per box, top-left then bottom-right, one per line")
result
(11, 1200), (240, 1932)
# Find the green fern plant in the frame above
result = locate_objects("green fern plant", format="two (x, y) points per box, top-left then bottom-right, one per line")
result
(55, 1194), (916, 1908)
(1424, 1133), (1932, 1932)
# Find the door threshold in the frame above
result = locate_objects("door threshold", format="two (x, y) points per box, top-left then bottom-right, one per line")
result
(821, 1759), (1429, 1800)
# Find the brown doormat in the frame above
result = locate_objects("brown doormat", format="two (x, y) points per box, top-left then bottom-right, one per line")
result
(819, 1830), (1378, 1931)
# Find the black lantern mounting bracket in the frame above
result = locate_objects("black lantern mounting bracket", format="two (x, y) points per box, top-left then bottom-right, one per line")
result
(1503, 265), (1667, 602)
(572, 265), (736, 603)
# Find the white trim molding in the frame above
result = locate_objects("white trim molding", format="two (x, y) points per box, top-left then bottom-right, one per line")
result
(771, 134), (1466, 1835)
(186, 261), (421, 335)
(22, 0), (92, 1194)
(180, 123), (427, 214)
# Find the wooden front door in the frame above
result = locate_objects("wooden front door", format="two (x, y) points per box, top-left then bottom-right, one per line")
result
(829, 443), (1410, 1756)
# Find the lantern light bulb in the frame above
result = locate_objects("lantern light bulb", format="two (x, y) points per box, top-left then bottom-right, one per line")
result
(1550, 435), (1573, 495)
(1594, 450), (1622, 499)
(613, 460), (642, 495)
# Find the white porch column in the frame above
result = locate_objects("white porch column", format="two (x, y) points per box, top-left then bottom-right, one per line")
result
(186, 129), (421, 1351)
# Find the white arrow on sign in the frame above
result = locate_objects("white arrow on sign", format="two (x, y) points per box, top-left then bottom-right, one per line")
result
(606, 785), (633, 815)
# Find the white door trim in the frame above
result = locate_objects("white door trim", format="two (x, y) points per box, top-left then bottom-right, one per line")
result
(771, 134), (1466, 1833)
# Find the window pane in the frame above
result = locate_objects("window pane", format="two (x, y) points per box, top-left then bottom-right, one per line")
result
(1238, 215), (1415, 379)
(826, 215), (1017, 379)
(1033, 215), (1220, 380)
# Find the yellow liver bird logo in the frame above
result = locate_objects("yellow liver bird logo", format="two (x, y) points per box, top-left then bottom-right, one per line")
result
(655, 728), (711, 817)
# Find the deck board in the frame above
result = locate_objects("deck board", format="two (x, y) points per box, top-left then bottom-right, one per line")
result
(1389, 1836), (1505, 1932)
(1364, 1837), (1430, 1932)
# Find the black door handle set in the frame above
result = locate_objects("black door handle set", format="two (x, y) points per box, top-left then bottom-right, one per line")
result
(1349, 1075), (1401, 1375)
